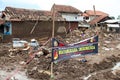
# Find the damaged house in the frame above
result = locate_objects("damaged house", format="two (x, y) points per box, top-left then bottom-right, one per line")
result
(104, 20), (120, 33)
(0, 7), (66, 42)
(0, 18), (4, 41)
(1, 7), (56, 42)
(0, 4), (83, 42)
(52, 4), (83, 31)
(83, 10), (109, 26)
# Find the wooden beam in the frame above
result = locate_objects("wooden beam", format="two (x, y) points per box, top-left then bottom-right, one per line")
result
(93, 5), (98, 27)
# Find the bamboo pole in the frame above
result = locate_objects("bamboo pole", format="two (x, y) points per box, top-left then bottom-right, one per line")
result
(51, 3), (55, 79)
(93, 5), (100, 56)
(93, 5), (98, 27)
(52, 4), (55, 38)
(30, 20), (38, 34)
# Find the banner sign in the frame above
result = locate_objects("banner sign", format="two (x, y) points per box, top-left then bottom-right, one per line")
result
(52, 35), (98, 62)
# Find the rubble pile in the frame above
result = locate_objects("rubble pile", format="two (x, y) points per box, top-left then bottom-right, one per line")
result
(26, 28), (120, 80)
(25, 55), (120, 80)
(64, 28), (99, 44)
(0, 28), (120, 80)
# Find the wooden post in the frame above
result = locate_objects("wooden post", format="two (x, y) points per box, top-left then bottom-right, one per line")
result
(51, 62), (54, 79)
(51, 3), (55, 79)
(93, 5), (98, 27)
(52, 4), (55, 38)
(93, 5), (100, 56)
(30, 20), (38, 34)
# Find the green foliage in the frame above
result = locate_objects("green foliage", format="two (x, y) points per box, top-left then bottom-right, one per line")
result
(117, 15), (120, 20)
(110, 16), (115, 20)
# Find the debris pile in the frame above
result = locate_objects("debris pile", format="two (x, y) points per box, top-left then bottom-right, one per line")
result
(0, 27), (120, 80)
(64, 28), (99, 44)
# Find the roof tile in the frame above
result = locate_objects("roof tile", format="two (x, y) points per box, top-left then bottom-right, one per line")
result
(52, 4), (82, 13)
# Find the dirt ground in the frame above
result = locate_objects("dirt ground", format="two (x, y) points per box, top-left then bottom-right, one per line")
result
(0, 30), (120, 80)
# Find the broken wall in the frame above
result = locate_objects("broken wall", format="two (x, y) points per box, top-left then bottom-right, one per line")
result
(4, 21), (77, 42)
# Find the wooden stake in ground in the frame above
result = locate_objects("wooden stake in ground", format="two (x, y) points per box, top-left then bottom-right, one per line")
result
(51, 3), (56, 79)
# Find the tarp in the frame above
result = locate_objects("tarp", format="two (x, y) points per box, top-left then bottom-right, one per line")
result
(52, 35), (98, 62)
(107, 24), (120, 28)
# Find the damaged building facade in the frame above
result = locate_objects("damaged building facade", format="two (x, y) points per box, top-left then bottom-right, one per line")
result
(0, 4), (83, 42)
(0, 4), (115, 42)
(83, 10), (109, 26)
(52, 4), (83, 31)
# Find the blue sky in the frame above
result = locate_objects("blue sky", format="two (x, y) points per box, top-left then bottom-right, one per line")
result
(0, 0), (120, 18)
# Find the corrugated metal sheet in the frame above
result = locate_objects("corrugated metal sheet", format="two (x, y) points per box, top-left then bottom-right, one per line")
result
(107, 24), (120, 28)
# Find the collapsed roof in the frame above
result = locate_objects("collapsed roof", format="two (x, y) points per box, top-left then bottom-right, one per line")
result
(83, 10), (109, 25)
(2, 7), (65, 21)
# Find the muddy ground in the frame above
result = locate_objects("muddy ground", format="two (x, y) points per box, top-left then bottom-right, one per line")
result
(0, 31), (120, 80)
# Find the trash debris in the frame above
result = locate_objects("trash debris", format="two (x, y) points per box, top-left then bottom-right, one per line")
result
(104, 41), (111, 44)
(102, 47), (110, 51)
(116, 44), (120, 50)
(12, 38), (28, 48)
(30, 38), (39, 47)
(0, 27), (120, 80)
(81, 59), (87, 63)
(102, 47), (114, 51)
(19, 61), (26, 65)
(31, 67), (37, 71)
(12, 38), (39, 49)
(111, 62), (120, 75)
(83, 74), (92, 80)
(38, 70), (51, 75)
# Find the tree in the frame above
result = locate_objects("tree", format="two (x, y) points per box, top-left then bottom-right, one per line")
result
(117, 15), (120, 20)
(110, 16), (115, 20)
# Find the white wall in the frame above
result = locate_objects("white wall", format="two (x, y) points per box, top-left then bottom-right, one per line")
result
(86, 16), (95, 22)
(61, 13), (83, 21)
